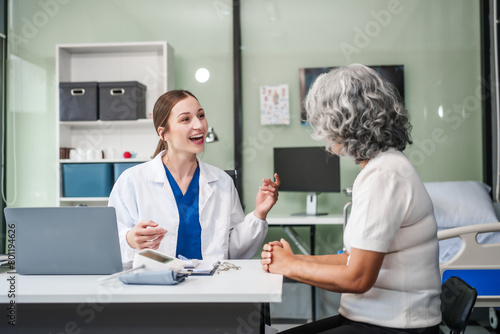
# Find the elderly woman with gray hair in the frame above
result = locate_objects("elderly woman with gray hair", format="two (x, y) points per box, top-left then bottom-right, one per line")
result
(261, 64), (442, 334)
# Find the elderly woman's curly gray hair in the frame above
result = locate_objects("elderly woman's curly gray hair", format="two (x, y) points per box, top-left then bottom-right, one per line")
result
(305, 64), (412, 164)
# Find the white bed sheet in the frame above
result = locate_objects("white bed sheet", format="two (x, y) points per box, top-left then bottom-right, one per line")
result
(424, 181), (500, 263)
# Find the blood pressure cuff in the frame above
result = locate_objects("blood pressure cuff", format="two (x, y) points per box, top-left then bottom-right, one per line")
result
(119, 269), (188, 285)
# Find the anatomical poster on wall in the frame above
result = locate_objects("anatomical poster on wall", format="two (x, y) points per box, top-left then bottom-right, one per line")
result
(259, 84), (290, 125)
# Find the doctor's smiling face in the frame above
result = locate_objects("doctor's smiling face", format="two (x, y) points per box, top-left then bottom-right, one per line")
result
(161, 95), (208, 156)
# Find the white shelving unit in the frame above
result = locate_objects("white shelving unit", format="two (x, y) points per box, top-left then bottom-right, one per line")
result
(56, 41), (174, 206)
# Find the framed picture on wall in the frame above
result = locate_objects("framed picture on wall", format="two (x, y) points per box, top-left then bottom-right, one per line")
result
(299, 65), (405, 124)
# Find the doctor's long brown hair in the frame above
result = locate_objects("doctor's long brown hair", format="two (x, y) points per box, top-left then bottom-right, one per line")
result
(152, 90), (198, 158)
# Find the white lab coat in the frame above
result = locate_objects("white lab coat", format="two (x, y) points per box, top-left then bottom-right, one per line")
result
(108, 151), (268, 263)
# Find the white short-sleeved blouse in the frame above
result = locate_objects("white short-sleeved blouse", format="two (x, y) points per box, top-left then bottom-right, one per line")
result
(339, 149), (442, 329)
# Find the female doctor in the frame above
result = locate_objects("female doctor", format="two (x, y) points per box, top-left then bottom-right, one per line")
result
(109, 90), (280, 263)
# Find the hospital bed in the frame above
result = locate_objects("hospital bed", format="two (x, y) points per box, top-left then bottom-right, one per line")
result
(425, 181), (500, 328)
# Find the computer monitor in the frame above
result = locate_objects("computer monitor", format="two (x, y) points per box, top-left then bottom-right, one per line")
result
(273, 146), (340, 215)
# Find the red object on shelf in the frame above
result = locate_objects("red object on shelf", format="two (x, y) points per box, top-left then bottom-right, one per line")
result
(123, 151), (132, 159)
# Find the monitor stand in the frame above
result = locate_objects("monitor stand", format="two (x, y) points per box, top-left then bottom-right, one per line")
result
(291, 192), (328, 216)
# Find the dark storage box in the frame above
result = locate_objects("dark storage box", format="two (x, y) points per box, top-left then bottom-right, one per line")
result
(62, 163), (113, 197)
(113, 162), (141, 183)
(99, 81), (146, 120)
(59, 82), (99, 121)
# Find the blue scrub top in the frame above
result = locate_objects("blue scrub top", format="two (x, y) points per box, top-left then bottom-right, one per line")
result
(164, 164), (202, 260)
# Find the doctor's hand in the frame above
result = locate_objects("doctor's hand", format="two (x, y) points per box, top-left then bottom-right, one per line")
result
(261, 238), (296, 275)
(126, 220), (167, 250)
(254, 173), (281, 220)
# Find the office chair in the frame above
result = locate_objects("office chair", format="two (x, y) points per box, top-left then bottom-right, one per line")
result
(224, 169), (238, 184)
(441, 276), (478, 334)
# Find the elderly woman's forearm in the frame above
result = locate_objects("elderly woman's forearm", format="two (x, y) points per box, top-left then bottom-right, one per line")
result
(282, 260), (376, 294)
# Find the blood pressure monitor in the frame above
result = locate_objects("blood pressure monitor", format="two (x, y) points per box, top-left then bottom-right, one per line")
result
(133, 249), (185, 273)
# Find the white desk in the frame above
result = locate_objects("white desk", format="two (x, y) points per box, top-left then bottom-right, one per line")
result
(267, 214), (343, 257)
(0, 260), (282, 333)
(267, 214), (344, 254)
(267, 214), (344, 226)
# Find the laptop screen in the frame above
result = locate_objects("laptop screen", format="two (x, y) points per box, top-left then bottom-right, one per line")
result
(4, 207), (123, 275)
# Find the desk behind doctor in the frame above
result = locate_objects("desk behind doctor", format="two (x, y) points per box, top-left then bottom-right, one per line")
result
(0, 260), (282, 333)
(267, 214), (344, 322)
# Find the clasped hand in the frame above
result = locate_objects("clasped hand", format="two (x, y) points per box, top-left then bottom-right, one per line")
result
(260, 238), (295, 275)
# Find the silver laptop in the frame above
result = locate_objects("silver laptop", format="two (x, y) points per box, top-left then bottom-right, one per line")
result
(4, 207), (123, 275)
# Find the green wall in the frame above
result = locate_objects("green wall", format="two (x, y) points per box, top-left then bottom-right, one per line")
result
(5, 0), (482, 224)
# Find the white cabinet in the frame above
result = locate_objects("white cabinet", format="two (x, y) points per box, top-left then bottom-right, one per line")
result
(56, 42), (174, 206)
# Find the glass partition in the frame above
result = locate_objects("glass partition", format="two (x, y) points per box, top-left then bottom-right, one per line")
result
(5, 0), (234, 207)
(240, 0), (483, 321)
(241, 0), (483, 215)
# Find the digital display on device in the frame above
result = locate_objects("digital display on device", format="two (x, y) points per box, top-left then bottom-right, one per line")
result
(140, 250), (174, 264)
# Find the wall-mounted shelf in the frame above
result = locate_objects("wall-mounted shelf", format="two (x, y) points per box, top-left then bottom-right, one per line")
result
(60, 197), (109, 202)
(60, 158), (148, 164)
(60, 119), (154, 128)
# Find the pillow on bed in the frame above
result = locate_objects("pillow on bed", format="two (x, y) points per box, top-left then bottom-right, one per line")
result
(424, 181), (498, 229)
